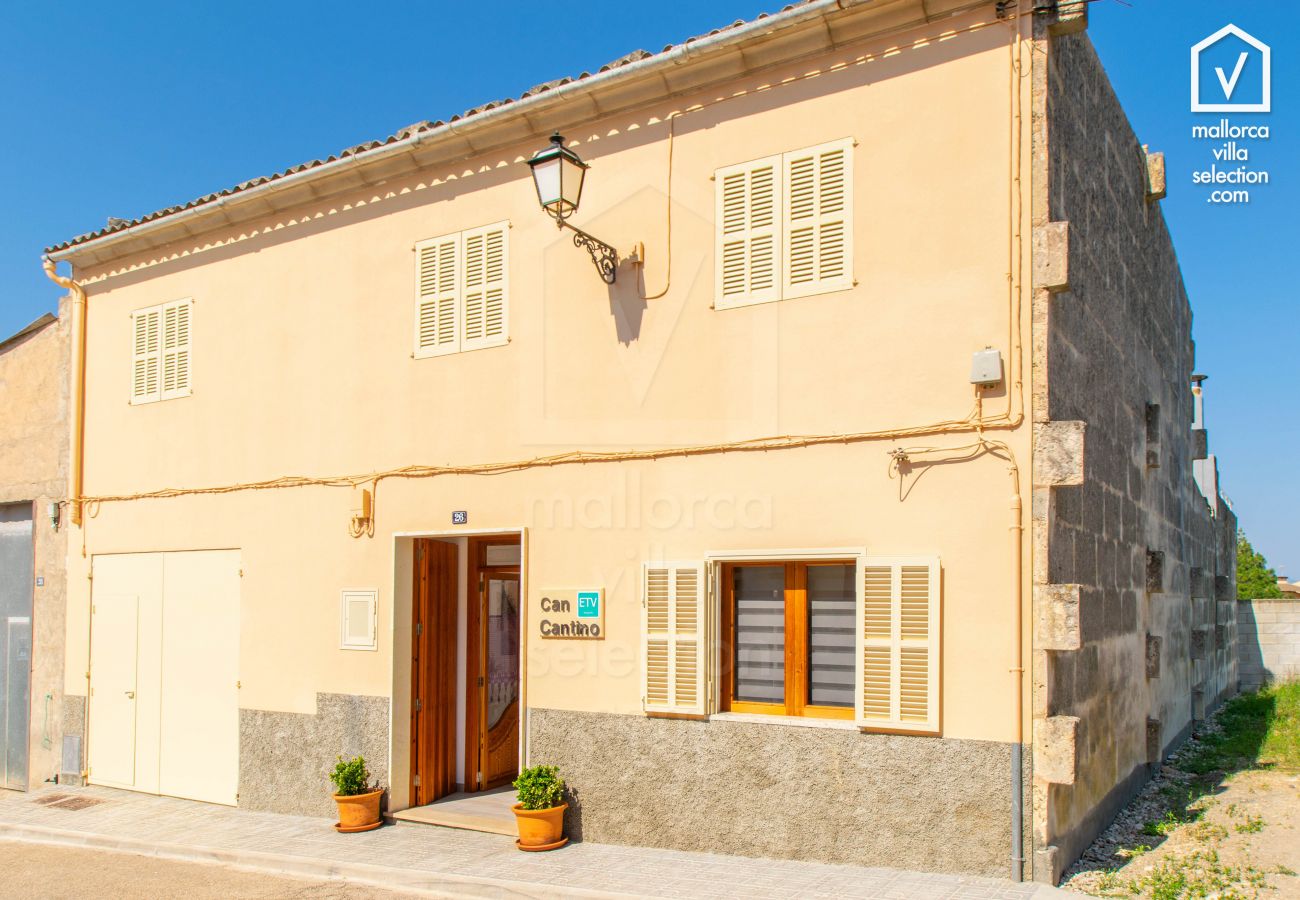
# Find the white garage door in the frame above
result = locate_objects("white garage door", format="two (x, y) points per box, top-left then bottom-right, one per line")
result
(88, 550), (240, 805)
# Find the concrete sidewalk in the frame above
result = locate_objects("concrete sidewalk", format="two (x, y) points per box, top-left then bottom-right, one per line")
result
(0, 785), (1069, 899)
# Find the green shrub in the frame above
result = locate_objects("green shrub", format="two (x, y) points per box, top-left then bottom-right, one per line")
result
(513, 764), (565, 811)
(329, 755), (374, 797)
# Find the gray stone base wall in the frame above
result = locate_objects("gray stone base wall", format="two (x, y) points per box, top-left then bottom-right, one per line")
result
(59, 694), (86, 786)
(530, 707), (1022, 877)
(239, 692), (390, 817)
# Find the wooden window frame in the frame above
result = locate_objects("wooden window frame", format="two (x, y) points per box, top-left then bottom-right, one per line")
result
(719, 560), (855, 721)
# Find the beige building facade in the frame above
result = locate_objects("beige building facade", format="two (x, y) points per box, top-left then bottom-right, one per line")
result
(0, 310), (71, 794)
(42, 0), (1234, 883)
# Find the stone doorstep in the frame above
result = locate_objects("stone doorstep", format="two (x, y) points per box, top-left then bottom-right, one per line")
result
(0, 823), (628, 900)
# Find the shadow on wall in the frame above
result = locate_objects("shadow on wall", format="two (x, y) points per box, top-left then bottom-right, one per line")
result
(1238, 601), (1300, 690)
(1239, 603), (1267, 687)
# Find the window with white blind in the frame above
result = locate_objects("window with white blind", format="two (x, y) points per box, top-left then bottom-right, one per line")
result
(131, 299), (192, 405)
(719, 561), (856, 720)
(714, 138), (854, 309)
(414, 222), (509, 358)
(640, 552), (941, 733)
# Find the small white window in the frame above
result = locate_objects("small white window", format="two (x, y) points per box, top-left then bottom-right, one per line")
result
(340, 589), (378, 651)
(131, 298), (192, 404)
(414, 222), (509, 358)
(714, 138), (854, 309)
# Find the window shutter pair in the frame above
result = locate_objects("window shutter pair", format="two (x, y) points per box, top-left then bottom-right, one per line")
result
(638, 555), (940, 733)
(132, 300), (191, 404)
(857, 557), (940, 732)
(641, 563), (706, 716)
(415, 222), (508, 357)
(714, 138), (853, 309)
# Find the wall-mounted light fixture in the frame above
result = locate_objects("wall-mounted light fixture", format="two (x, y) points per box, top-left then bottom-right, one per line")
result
(527, 132), (621, 284)
(349, 487), (373, 538)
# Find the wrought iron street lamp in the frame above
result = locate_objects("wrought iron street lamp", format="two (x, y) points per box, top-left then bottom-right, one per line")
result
(527, 132), (619, 284)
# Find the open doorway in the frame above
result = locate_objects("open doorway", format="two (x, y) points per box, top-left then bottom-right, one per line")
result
(406, 532), (521, 812)
(466, 536), (521, 792)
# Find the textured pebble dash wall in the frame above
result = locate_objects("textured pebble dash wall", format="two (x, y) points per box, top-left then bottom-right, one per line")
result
(1238, 602), (1300, 690)
(60, 695), (85, 785)
(239, 693), (390, 817)
(530, 708), (1024, 877)
(1028, 19), (1238, 884)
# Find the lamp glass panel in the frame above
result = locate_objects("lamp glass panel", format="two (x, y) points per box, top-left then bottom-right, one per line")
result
(559, 156), (585, 212)
(531, 156), (562, 208)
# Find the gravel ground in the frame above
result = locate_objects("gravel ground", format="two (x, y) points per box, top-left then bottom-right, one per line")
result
(0, 840), (420, 900)
(1061, 701), (1300, 899)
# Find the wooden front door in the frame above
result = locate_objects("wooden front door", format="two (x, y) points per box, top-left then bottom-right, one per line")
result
(410, 539), (457, 806)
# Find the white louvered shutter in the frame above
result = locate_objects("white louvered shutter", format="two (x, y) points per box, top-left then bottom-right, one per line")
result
(714, 154), (781, 309)
(131, 305), (162, 404)
(161, 300), (192, 400)
(856, 556), (939, 733)
(461, 223), (508, 352)
(642, 563), (706, 716)
(782, 139), (853, 300)
(415, 233), (461, 356)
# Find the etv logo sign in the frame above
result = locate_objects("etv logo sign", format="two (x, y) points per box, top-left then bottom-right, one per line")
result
(1191, 25), (1271, 113)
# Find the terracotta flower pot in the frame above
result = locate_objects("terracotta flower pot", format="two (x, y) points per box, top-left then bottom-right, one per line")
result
(512, 802), (568, 851)
(333, 789), (383, 833)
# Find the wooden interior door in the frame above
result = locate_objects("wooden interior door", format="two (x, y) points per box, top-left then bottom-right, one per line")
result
(477, 571), (520, 789)
(410, 539), (457, 806)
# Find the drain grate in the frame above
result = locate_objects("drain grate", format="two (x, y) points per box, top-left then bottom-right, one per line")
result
(50, 796), (105, 811)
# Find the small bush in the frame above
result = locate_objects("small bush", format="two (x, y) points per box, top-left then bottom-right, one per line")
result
(329, 755), (374, 797)
(513, 764), (565, 811)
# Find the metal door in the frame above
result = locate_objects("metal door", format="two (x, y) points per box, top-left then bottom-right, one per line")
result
(0, 503), (33, 790)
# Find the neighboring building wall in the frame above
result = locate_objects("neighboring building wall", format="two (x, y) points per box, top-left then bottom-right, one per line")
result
(1238, 601), (1300, 690)
(0, 306), (71, 790)
(1029, 23), (1238, 884)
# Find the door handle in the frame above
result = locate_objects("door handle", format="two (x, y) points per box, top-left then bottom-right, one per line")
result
(125, 691), (135, 699)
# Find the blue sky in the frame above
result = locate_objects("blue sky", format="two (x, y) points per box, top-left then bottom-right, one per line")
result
(1, 2), (1295, 572)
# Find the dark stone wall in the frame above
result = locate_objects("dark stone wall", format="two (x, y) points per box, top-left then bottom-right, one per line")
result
(1030, 24), (1238, 883)
(530, 707), (1022, 877)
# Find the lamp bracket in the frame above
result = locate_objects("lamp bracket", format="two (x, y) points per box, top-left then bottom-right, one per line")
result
(559, 220), (618, 284)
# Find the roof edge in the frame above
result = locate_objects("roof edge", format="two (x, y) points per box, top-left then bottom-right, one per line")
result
(48, 0), (990, 269)
(0, 312), (58, 354)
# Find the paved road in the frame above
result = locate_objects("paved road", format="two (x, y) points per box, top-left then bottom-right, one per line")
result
(0, 841), (418, 900)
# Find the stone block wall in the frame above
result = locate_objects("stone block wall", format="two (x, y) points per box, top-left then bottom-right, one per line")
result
(1238, 601), (1300, 689)
(1027, 21), (1238, 884)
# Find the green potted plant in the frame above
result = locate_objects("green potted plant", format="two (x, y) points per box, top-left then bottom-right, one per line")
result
(329, 755), (383, 833)
(511, 764), (568, 851)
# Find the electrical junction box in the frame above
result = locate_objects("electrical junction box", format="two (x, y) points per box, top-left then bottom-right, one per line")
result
(970, 349), (1004, 387)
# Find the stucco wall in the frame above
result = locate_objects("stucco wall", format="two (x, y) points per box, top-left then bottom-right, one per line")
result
(1028, 25), (1238, 883)
(52, 7), (1041, 873)
(530, 707), (1025, 877)
(62, 10), (1032, 740)
(1238, 601), (1300, 690)
(0, 307), (70, 790)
